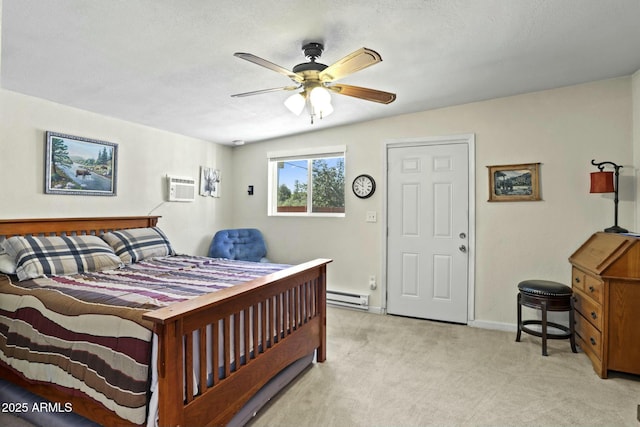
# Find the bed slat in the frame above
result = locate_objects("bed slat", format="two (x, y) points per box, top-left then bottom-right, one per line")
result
(198, 326), (207, 396)
(185, 331), (194, 402)
(243, 310), (250, 365)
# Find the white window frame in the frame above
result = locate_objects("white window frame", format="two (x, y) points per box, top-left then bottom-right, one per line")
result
(267, 145), (346, 217)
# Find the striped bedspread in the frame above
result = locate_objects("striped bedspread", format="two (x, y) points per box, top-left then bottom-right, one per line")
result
(0, 256), (288, 425)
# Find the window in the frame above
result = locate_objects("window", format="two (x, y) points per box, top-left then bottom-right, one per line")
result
(268, 147), (345, 216)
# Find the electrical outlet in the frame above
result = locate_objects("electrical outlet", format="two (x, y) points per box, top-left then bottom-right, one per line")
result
(369, 275), (376, 290)
(366, 211), (377, 222)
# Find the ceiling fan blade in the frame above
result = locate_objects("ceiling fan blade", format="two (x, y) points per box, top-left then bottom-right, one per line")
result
(328, 84), (396, 104)
(318, 48), (383, 82)
(234, 52), (303, 83)
(231, 85), (300, 98)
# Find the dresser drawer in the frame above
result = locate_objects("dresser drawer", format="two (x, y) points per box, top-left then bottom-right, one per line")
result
(575, 312), (603, 361)
(571, 268), (585, 293)
(583, 274), (603, 304)
(572, 289), (603, 331)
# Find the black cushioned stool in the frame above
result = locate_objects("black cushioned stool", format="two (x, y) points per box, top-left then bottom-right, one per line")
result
(516, 280), (578, 356)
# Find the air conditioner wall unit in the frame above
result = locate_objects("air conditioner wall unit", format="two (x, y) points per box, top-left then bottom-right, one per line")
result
(167, 175), (196, 202)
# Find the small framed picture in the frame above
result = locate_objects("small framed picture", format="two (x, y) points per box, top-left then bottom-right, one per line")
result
(45, 131), (118, 196)
(487, 163), (541, 202)
(200, 166), (221, 198)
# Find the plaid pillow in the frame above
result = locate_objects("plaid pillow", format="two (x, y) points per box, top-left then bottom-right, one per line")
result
(102, 227), (175, 264)
(5, 235), (123, 281)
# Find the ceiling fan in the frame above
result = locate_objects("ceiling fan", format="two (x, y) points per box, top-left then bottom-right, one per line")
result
(231, 42), (396, 123)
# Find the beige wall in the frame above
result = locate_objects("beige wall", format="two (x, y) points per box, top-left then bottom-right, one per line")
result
(0, 89), (234, 255)
(231, 77), (634, 327)
(633, 69), (640, 224)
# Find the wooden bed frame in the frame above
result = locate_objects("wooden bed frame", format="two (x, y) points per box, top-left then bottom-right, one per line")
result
(0, 216), (330, 427)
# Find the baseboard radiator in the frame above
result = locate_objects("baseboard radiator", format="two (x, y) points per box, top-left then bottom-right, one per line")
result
(326, 289), (369, 311)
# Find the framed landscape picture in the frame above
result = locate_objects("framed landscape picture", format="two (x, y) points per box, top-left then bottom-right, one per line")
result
(487, 162), (541, 202)
(45, 131), (118, 196)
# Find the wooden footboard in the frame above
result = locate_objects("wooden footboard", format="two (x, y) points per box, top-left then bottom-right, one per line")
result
(145, 258), (329, 427)
(0, 216), (329, 427)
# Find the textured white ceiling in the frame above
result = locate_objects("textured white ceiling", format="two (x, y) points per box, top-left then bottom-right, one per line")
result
(2, 0), (640, 145)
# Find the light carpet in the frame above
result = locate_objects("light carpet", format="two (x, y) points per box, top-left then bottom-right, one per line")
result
(2, 306), (638, 426)
(247, 306), (640, 426)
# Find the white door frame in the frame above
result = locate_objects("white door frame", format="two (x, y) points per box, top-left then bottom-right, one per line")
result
(381, 134), (476, 322)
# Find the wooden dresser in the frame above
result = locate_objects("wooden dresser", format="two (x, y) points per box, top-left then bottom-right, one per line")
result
(569, 232), (640, 378)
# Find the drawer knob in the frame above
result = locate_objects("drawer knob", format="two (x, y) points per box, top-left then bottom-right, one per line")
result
(590, 337), (597, 346)
(574, 277), (580, 283)
(589, 286), (595, 293)
(590, 311), (597, 320)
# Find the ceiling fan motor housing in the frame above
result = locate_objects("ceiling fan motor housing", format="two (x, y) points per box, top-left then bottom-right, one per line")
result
(293, 62), (327, 73)
(302, 42), (324, 61)
(293, 42), (328, 73)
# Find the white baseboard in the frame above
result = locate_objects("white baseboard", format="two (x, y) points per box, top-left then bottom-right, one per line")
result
(327, 304), (384, 314)
(367, 305), (384, 314)
(468, 319), (517, 332)
(332, 306), (523, 333)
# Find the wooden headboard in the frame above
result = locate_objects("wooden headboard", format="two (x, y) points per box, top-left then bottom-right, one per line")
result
(0, 216), (160, 237)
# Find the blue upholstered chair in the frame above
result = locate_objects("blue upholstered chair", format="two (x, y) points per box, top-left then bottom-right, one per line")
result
(207, 228), (269, 262)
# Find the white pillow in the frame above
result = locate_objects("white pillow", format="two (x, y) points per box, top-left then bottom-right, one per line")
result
(0, 238), (16, 274)
(0, 252), (16, 274)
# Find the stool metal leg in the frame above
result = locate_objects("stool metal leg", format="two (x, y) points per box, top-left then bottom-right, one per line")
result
(515, 292), (522, 342)
(541, 300), (548, 356)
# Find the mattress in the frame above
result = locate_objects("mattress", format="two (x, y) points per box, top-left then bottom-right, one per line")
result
(0, 256), (289, 426)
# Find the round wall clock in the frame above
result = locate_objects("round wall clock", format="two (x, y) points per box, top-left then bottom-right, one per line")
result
(352, 174), (376, 199)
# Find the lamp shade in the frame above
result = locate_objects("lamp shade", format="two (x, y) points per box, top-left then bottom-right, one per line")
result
(309, 86), (331, 108)
(284, 93), (305, 116)
(590, 171), (614, 193)
(319, 102), (334, 117)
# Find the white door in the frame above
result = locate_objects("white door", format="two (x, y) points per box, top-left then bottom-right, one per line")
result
(386, 142), (469, 323)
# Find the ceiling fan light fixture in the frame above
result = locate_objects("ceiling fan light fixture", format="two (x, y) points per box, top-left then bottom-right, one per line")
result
(233, 43), (396, 124)
(308, 86), (333, 123)
(284, 92), (305, 116)
(317, 101), (333, 118)
(309, 86), (331, 109)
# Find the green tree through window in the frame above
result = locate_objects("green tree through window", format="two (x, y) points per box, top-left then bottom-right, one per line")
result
(273, 155), (345, 215)
(312, 158), (345, 213)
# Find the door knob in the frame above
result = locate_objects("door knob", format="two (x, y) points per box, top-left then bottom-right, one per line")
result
(459, 232), (466, 239)
(459, 245), (467, 253)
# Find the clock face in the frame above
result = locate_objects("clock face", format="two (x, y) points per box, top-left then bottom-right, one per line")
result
(352, 174), (376, 199)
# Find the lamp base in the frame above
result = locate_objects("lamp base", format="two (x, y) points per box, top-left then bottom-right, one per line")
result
(604, 225), (628, 233)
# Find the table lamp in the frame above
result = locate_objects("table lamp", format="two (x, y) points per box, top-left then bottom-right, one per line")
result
(590, 159), (627, 233)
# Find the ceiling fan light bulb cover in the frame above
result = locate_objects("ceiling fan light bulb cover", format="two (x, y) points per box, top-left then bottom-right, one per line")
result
(309, 86), (332, 109)
(284, 93), (305, 115)
(319, 102), (334, 118)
